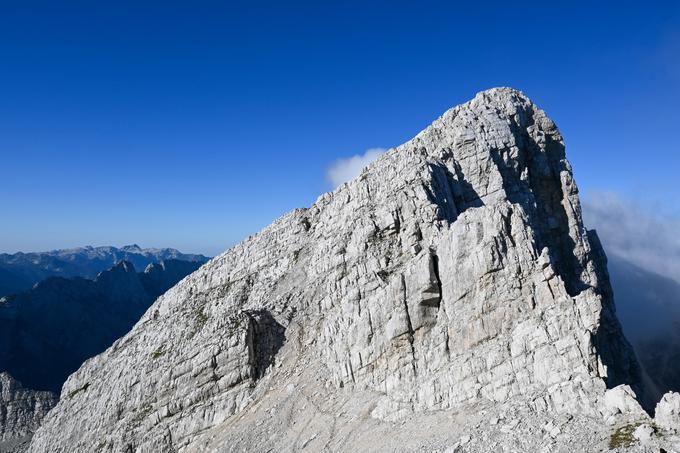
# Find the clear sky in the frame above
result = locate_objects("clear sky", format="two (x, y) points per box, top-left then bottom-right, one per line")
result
(1, 1), (678, 256)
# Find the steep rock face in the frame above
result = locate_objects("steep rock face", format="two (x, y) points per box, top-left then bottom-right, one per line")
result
(0, 373), (56, 450)
(28, 88), (643, 452)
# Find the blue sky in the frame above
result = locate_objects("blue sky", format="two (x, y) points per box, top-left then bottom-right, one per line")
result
(1, 1), (678, 256)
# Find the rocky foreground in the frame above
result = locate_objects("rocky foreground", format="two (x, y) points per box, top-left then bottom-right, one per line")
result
(25, 88), (680, 452)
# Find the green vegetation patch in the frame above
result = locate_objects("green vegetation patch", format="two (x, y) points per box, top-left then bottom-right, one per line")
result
(186, 306), (211, 340)
(68, 382), (90, 399)
(609, 422), (654, 449)
(196, 307), (209, 326)
(129, 403), (154, 428)
(226, 314), (245, 337)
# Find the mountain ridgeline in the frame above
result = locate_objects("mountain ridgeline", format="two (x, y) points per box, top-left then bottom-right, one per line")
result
(0, 245), (208, 297)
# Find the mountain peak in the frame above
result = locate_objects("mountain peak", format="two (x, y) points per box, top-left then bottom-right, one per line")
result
(474, 85), (528, 98)
(27, 90), (648, 452)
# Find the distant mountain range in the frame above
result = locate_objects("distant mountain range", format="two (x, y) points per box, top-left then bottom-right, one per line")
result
(0, 259), (205, 393)
(0, 245), (209, 297)
(0, 245), (209, 450)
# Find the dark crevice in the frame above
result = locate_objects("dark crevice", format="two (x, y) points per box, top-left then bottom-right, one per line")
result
(347, 358), (356, 383)
(400, 274), (418, 376)
(427, 163), (483, 224)
(245, 310), (286, 380)
(430, 251), (443, 308)
(502, 206), (516, 249)
(393, 209), (401, 235)
(449, 160), (485, 211)
(400, 275), (414, 335)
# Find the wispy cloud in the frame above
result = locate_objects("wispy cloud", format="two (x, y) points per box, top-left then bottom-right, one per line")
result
(582, 191), (680, 282)
(326, 148), (386, 188)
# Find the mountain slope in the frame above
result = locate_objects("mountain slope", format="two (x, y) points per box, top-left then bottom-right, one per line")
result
(28, 88), (661, 452)
(0, 260), (203, 392)
(0, 245), (208, 297)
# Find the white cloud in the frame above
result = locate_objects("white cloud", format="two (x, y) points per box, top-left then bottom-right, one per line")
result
(582, 191), (680, 282)
(326, 148), (386, 188)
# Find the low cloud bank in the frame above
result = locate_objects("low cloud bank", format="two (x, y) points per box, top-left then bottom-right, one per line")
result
(584, 192), (680, 399)
(582, 191), (680, 283)
(326, 148), (386, 188)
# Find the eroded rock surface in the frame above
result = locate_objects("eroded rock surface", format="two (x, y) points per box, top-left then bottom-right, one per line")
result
(0, 374), (56, 453)
(27, 88), (670, 452)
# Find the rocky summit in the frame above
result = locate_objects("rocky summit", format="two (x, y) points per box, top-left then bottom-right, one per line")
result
(25, 88), (680, 452)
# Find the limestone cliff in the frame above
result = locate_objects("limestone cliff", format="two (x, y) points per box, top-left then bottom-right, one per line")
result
(28, 88), (666, 452)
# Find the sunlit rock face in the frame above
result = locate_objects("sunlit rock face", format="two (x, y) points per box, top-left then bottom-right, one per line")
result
(27, 88), (652, 452)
